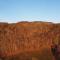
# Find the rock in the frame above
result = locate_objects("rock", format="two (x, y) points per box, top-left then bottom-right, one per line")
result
(0, 21), (60, 60)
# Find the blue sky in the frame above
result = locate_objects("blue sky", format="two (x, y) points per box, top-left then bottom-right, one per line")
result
(0, 0), (60, 23)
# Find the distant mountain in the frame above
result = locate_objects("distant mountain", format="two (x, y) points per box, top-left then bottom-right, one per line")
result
(0, 21), (60, 60)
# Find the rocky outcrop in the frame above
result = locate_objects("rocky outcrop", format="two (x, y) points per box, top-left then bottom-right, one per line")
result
(0, 21), (60, 60)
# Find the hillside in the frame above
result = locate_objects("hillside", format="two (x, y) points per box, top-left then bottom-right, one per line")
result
(0, 21), (60, 60)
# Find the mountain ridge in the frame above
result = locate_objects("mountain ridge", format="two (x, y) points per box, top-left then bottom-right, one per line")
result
(0, 21), (60, 60)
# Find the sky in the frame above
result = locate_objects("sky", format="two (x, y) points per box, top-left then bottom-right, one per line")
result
(0, 0), (60, 23)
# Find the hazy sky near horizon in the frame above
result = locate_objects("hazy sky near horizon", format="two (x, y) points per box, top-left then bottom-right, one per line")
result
(0, 0), (60, 23)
